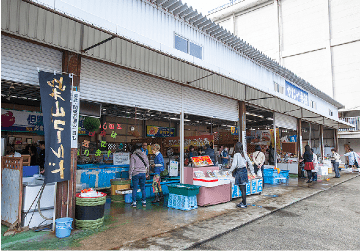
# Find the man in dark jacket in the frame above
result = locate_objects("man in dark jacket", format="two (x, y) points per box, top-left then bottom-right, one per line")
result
(267, 144), (275, 165)
(204, 144), (216, 164)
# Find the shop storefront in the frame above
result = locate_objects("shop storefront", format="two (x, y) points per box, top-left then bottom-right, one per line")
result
(1, 0), (354, 232)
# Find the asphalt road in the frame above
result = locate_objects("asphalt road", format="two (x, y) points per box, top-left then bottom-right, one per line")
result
(193, 175), (360, 250)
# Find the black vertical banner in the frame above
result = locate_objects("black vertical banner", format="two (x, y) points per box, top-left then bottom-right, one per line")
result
(39, 71), (71, 184)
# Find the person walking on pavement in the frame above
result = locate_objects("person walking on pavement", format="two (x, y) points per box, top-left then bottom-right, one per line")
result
(303, 145), (314, 183)
(229, 142), (255, 208)
(344, 148), (360, 171)
(151, 144), (165, 203)
(129, 145), (150, 208)
(331, 148), (341, 178)
(311, 148), (318, 181)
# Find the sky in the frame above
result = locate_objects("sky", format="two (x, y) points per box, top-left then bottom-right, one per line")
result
(181, 0), (231, 15)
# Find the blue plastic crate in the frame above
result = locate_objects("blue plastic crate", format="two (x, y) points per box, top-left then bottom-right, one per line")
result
(264, 176), (281, 185)
(231, 184), (241, 198)
(279, 170), (289, 179)
(246, 183), (251, 195)
(251, 179), (257, 194)
(167, 193), (197, 211)
(23, 165), (39, 177)
(257, 179), (263, 193)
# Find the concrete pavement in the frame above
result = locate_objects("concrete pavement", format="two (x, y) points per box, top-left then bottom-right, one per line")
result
(193, 174), (360, 250)
(116, 172), (359, 250)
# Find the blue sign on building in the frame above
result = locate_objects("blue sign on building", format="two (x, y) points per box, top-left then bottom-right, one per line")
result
(285, 81), (308, 106)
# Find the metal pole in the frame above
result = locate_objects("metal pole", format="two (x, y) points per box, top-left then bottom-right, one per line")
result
(309, 122), (312, 147)
(273, 113), (277, 168)
(180, 110), (184, 184)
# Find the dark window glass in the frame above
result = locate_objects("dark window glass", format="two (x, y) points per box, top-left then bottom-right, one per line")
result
(189, 42), (202, 59)
(175, 35), (188, 54)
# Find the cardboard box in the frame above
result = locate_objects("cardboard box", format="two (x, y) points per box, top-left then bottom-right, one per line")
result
(328, 168), (333, 174)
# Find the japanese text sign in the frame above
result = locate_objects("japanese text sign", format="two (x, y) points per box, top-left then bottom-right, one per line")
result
(113, 152), (130, 165)
(39, 71), (71, 184)
(285, 81), (308, 106)
(71, 91), (80, 148)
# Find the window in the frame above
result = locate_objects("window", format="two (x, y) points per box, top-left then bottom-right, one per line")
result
(174, 34), (203, 60)
(274, 82), (284, 94)
(329, 109), (333, 116)
(175, 35), (188, 54)
(189, 42), (202, 59)
(310, 100), (317, 110)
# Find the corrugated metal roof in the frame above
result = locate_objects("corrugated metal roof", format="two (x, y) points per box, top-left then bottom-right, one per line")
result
(149, 0), (343, 109)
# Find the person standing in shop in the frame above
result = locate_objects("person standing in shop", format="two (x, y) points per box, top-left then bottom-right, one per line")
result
(141, 142), (148, 155)
(151, 144), (164, 203)
(129, 145), (149, 208)
(331, 148), (341, 178)
(229, 142), (256, 208)
(303, 145), (314, 183)
(252, 145), (265, 178)
(188, 145), (198, 166)
(204, 144), (216, 164)
(267, 143), (275, 165)
(221, 147), (230, 167)
(38, 141), (45, 174)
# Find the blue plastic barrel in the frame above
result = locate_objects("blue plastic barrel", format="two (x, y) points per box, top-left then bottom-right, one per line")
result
(55, 217), (73, 238)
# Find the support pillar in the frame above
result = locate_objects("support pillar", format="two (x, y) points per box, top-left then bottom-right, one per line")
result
(56, 51), (81, 220)
(308, 122), (312, 147)
(320, 124), (325, 161)
(273, 113), (277, 168)
(238, 101), (246, 151)
(334, 129), (339, 152)
(297, 118), (302, 177)
(180, 110), (184, 184)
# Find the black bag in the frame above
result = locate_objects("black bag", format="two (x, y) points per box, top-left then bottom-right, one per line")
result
(232, 168), (238, 177)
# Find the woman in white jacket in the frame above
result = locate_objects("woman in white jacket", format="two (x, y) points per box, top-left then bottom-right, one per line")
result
(229, 142), (255, 208)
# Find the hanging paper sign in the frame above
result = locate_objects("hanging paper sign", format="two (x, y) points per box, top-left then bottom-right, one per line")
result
(71, 91), (80, 148)
(169, 160), (178, 176)
(147, 126), (175, 137)
(230, 126), (239, 135)
(190, 156), (214, 167)
(39, 71), (72, 184)
(113, 152), (130, 165)
(164, 135), (214, 150)
(1, 109), (44, 132)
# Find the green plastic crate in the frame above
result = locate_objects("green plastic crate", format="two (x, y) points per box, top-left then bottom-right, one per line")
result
(167, 184), (201, 197)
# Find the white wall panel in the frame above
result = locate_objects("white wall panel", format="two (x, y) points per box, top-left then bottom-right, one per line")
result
(329, 0), (360, 41)
(281, 0), (326, 52)
(332, 41), (360, 109)
(234, 3), (277, 60)
(283, 49), (331, 97)
(1, 35), (62, 85)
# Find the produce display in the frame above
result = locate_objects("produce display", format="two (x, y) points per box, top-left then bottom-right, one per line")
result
(191, 156), (214, 167)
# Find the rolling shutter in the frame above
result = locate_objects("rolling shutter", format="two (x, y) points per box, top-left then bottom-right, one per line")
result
(80, 58), (239, 122)
(1, 35), (62, 85)
(275, 112), (297, 130)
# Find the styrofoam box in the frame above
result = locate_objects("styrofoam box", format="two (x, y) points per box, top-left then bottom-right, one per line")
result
(193, 178), (219, 187)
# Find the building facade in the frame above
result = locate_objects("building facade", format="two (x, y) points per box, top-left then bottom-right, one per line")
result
(208, 0), (360, 158)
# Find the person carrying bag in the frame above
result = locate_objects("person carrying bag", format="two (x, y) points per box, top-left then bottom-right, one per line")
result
(229, 142), (255, 208)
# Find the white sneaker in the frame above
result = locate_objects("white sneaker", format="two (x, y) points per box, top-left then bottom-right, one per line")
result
(131, 202), (136, 208)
